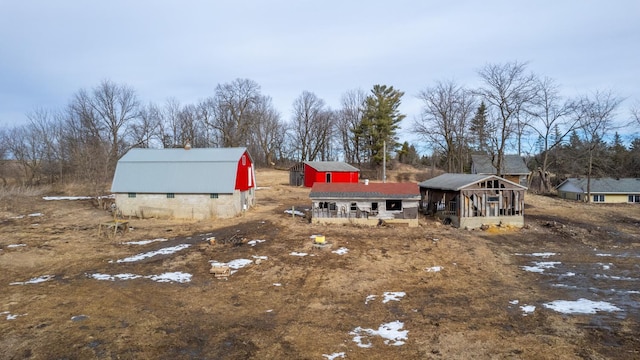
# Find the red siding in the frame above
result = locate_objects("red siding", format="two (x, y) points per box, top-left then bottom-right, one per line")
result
(303, 163), (359, 187)
(235, 151), (255, 191)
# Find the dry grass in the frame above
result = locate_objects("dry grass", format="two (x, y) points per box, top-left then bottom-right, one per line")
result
(0, 167), (639, 359)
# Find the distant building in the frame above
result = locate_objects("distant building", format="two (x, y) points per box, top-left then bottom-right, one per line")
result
(555, 177), (640, 203)
(289, 161), (360, 187)
(111, 147), (256, 219)
(471, 154), (530, 187)
(419, 173), (527, 229)
(309, 182), (420, 227)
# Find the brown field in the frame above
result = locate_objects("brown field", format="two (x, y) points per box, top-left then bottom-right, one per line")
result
(1, 169), (639, 360)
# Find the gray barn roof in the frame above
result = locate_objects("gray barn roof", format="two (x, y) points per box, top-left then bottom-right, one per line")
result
(304, 161), (360, 172)
(111, 147), (248, 194)
(556, 178), (640, 194)
(418, 173), (525, 191)
(471, 154), (530, 175)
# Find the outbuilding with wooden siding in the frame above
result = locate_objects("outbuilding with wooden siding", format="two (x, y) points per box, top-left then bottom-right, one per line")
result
(289, 161), (360, 187)
(111, 147), (256, 219)
(309, 182), (420, 227)
(419, 173), (526, 229)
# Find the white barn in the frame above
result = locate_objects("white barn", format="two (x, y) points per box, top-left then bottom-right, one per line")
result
(111, 147), (256, 219)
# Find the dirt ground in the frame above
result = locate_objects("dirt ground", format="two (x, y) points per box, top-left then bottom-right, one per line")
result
(1, 169), (639, 360)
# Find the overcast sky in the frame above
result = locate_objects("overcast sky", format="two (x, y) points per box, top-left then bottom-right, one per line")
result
(1, 1), (638, 143)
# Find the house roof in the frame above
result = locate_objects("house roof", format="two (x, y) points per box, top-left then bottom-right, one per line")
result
(304, 161), (360, 172)
(309, 182), (420, 199)
(111, 147), (249, 194)
(471, 154), (530, 175)
(555, 177), (640, 194)
(418, 173), (526, 191)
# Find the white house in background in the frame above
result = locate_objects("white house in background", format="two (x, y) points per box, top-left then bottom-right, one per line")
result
(555, 177), (640, 203)
(111, 147), (256, 219)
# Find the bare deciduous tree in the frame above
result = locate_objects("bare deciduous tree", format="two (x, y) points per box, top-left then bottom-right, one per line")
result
(475, 61), (538, 176)
(414, 80), (475, 173)
(290, 91), (334, 161)
(250, 95), (286, 166)
(210, 78), (261, 147)
(336, 89), (366, 165)
(574, 90), (623, 202)
(131, 102), (162, 148)
(527, 77), (578, 192)
(89, 79), (140, 167)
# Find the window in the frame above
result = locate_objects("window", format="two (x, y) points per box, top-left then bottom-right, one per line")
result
(350, 202), (357, 211)
(242, 155), (246, 166)
(371, 202), (378, 211)
(488, 196), (500, 202)
(326, 173), (332, 183)
(628, 195), (640, 203)
(167, 193), (175, 199)
(386, 199), (402, 211)
(576, 194), (581, 201)
(593, 194), (604, 202)
(128, 193), (136, 198)
(210, 193), (218, 199)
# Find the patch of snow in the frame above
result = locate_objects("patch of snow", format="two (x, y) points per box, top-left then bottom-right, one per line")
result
(290, 252), (308, 257)
(365, 295), (377, 304)
(226, 259), (253, 269)
(521, 261), (561, 273)
(266, 309), (273, 312)
(543, 298), (622, 314)
(596, 253), (613, 257)
(42, 196), (93, 201)
(594, 274), (638, 281)
(113, 244), (191, 263)
(247, 239), (266, 246)
(10, 275), (55, 285)
(2, 311), (26, 320)
(28, 213), (43, 217)
(529, 252), (557, 258)
(425, 266), (442, 272)
(122, 238), (169, 245)
(323, 352), (346, 360)
(350, 320), (408, 348)
(331, 247), (349, 255)
(382, 292), (406, 303)
(10, 215), (25, 219)
(71, 315), (88, 322)
(252, 255), (268, 260)
(273, 283), (282, 287)
(509, 300), (519, 305)
(284, 209), (305, 217)
(210, 259), (253, 275)
(520, 305), (536, 315)
(88, 272), (191, 283)
(599, 263), (612, 270)
(7, 244), (27, 248)
(562, 272), (576, 277)
(148, 272), (192, 283)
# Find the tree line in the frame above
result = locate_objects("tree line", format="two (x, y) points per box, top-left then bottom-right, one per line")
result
(412, 61), (639, 194)
(1, 61), (638, 195)
(0, 79), (405, 191)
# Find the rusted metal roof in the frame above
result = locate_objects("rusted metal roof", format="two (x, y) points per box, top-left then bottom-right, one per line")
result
(309, 182), (420, 199)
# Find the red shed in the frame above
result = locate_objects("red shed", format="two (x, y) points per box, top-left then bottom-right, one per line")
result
(289, 161), (360, 187)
